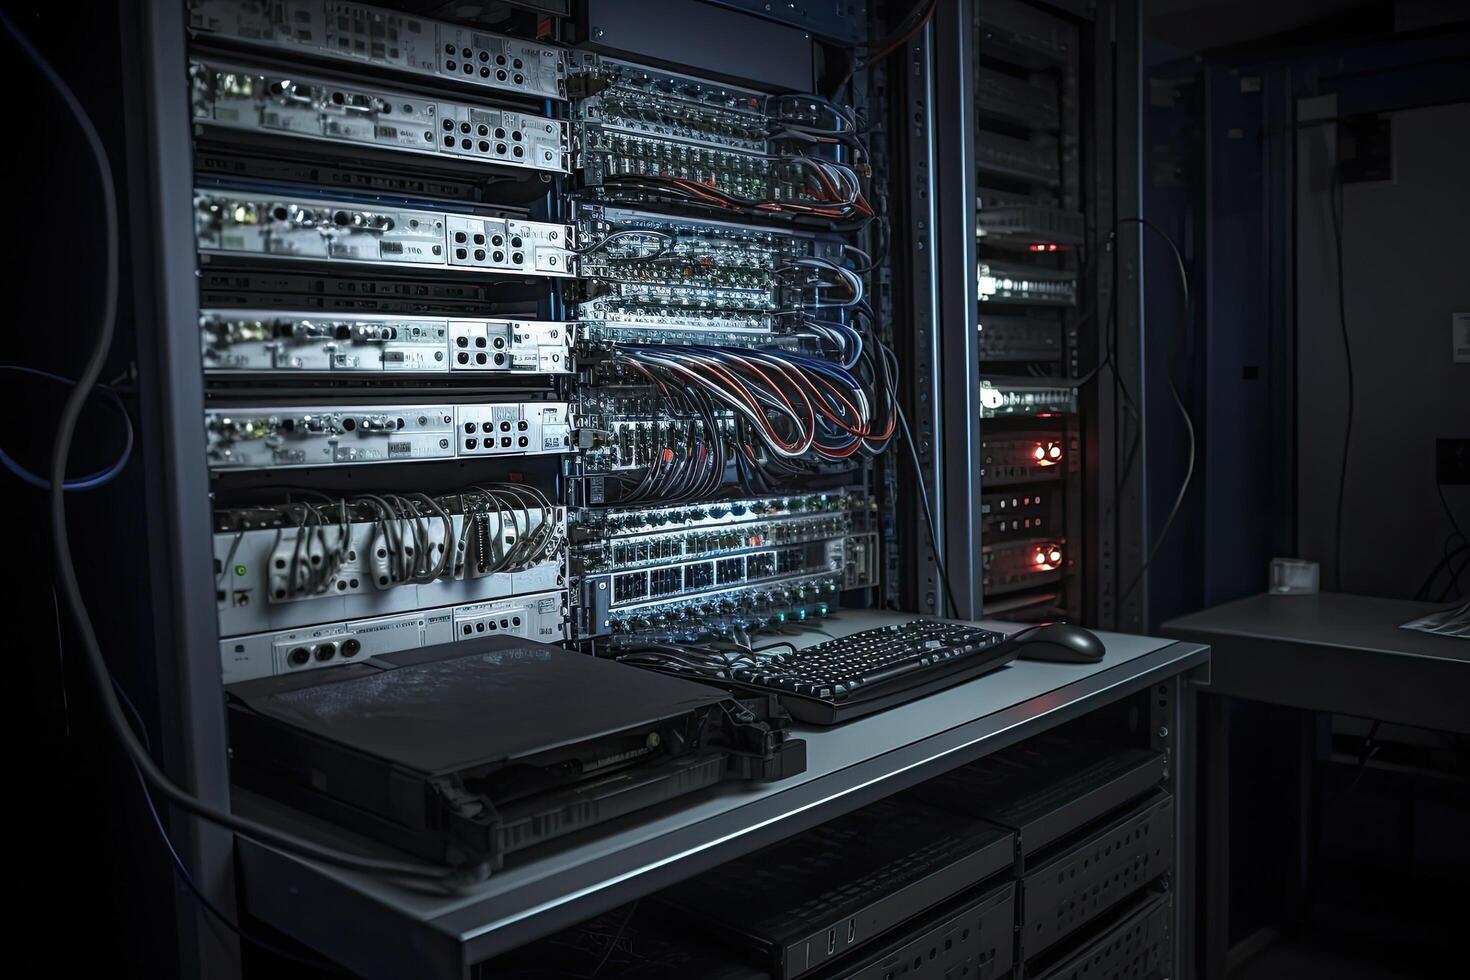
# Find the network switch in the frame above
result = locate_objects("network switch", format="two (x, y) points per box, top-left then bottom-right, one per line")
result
(188, 0), (567, 101)
(217, 589), (566, 684)
(194, 189), (576, 277)
(982, 430), (1068, 484)
(977, 260), (1076, 306)
(200, 310), (572, 374)
(189, 59), (568, 174)
(203, 401), (570, 470)
(977, 205), (1084, 248)
(983, 537), (1065, 595)
(589, 570), (851, 640)
(975, 131), (1060, 187)
(583, 532), (876, 636)
(979, 380), (1077, 417)
(982, 487), (1058, 541)
(978, 0), (1080, 68)
(573, 491), (871, 573)
(978, 310), (1063, 361)
(976, 67), (1059, 126)
(198, 268), (499, 315)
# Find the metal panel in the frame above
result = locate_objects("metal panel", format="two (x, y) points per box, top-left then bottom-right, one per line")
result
(699, 0), (866, 44)
(1028, 892), (1172, 980)
(932, 0), (985, 618)
(125, 1), (238, 977)
(899, 20), (944, 616)
(235, 624), (1208, 977)
(1113, 0), (1148, 632)
(1019, 793), (1174, 960)
(582, 0), (814, 91)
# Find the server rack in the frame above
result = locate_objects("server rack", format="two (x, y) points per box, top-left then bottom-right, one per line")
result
(904, 0), (1144, 625)
(88, 1), (1146, 975)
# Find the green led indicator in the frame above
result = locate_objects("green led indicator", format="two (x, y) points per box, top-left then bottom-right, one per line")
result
(235, 565), (247, 577)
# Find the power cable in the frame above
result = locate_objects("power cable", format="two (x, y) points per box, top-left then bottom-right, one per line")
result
(1116, 218), (1197, 611)
(3, 7), (481, 889)
(0, 365), (133, 490)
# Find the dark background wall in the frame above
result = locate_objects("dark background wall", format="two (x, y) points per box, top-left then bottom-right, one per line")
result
(1295, 97), (1470, 597)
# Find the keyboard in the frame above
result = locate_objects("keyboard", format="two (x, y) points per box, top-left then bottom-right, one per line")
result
(696, 619), (1017, 724)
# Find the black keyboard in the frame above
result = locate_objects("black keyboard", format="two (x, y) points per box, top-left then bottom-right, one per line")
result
(725, 619), (1018, 724)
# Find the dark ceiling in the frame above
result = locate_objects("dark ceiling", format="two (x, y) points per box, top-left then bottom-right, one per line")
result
(1144, 0), (1465, 53)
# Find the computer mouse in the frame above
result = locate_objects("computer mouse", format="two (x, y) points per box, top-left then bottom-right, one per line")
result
(1007, 622), (1106, 664)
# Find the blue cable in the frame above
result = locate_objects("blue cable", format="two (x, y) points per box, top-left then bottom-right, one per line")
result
(109, 679), (347, 975)
(0, 365), (133, 491)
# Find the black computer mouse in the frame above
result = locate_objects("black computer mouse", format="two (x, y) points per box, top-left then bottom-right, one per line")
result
(1007, 622), (1106, 663)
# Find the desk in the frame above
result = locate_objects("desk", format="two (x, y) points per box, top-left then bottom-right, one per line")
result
(1161, 592), (1469, 980)
(233, 611), (1209, 979)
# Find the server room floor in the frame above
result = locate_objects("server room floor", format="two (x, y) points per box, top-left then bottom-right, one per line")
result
(1229, 938), (1427, 980)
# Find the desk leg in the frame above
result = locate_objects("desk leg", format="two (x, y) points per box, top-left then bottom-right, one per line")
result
(1157, 672), (1201, 980)
(1200, 693), (1229, 980)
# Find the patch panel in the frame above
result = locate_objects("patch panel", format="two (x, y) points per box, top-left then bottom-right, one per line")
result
(189, 59), (568, 174)
(187, 0), (567, 101)
(573, 206), (843, 345)
(213, 490), (564, 637)
(217, 589), (566, 684)
(568, 55), (866, 219)
(982, 487), (1058, 541)
(573, 491), (862, 537)
(981, 431), (1067, 484)
(592, 532), (873, 612)
(591, 570), (851, 641)
(576, 414), (734, 473)
(200, 310), (572, 374)
(978, 310), (1062, 362)
(194, 189), (575, 277)
(977, 259), (1076, 306)
(983, 537), (1065, 596)
(576, 509), (869, 576)
(203, 401), (570, 470)
(979, 380), (1077, 418)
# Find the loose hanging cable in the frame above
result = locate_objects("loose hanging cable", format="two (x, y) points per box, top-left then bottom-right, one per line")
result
(7, 6), (483, 888)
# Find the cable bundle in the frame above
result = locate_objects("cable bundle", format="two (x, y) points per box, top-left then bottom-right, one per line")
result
(220, 483), (559, 601)
(600, 152), (873, 223)
(613, 343), (895, 460)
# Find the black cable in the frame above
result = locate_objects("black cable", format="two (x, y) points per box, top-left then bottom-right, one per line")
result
(111, 685), (349, 976)
(4, 8), (478, 888)
(834, 0), (939, 92)
(1116, 218), (1197, 611)
(1415, 538), (1469, 601)
(894, 398), (963, 619)
(1438, 549), (1469, 602)
(1328, 170), (1354, 592)
(1437, 481), (1467, 552)
(587, 900), (640, 979)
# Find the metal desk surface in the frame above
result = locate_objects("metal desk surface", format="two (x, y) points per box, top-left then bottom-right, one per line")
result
(1162, 592), (1468, 732)
(234, 611), (1209, 978)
